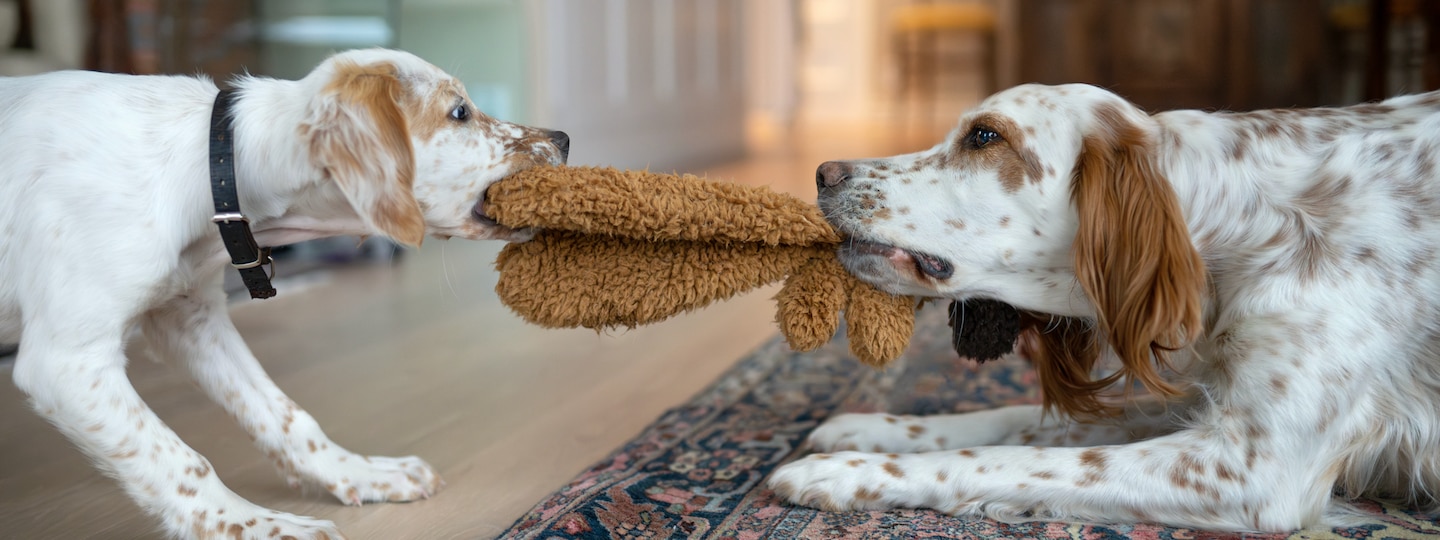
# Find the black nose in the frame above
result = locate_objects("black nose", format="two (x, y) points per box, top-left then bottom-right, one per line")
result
(546, 130), (570, 162)
(816, 161), (853, 189)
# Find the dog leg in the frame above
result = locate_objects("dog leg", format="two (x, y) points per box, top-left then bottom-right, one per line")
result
(807, 399), (1179, 453)
(12, 328), (344, 539)
(140, 287), (442, 506)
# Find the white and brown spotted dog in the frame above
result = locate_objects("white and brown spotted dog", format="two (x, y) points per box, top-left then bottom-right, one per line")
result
(767, 83), (1440, 532)
(0, 49), (566, 538)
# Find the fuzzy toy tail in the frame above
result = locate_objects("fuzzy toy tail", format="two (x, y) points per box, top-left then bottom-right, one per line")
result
(843, 274), (918, 366)
(774, 257), (848, 352)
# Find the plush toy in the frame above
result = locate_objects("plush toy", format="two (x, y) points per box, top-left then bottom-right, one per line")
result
(483, 165), (920, 365)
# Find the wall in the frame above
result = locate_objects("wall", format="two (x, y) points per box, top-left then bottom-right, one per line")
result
(524, 0), (748, 171)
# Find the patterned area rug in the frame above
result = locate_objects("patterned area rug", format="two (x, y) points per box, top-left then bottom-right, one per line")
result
(499, 307), (1440, 539)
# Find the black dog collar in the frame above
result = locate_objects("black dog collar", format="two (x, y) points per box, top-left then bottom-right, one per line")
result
(209, 89), (276, 299)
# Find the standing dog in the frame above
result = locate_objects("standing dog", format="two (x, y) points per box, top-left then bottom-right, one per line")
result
(769, 83), (1440, 532)
(0, 49), (567, 538)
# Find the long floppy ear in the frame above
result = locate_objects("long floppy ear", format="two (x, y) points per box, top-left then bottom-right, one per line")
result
(1036, 103), (1206, 417)
(305, 60), (425, 246)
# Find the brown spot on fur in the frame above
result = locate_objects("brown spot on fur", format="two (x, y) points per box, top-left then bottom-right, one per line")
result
(178, 485), (197, 497)
(185, 463), (212, 478)
(1030, 471), (1055, 480)
(1269, 375), (1288, 397)
(958, 449), (976, 458)
(1215, 462), (1238, 482)
(937, 470), (948, 482)
(883, 462), (905, 478)
(907, 424), (926, 437)
(854, 487), (882, 501)
(847, 459), (865, 467)
(1356, 246), (1377, 262)
(1079, 448), (1108, 471)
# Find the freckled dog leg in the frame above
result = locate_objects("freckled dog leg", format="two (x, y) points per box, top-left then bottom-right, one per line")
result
(140, 287), (441, 506)
(13, 326), (343, 539)
(809, 400), (1178, 453)
(771, 427), (1328, 532)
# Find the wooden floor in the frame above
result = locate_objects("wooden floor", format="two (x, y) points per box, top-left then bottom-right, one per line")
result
(0, 124), (946, 539)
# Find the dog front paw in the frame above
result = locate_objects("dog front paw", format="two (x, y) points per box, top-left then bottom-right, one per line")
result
(179, 502), (346, 540)
(767, 452), (907, 512)
(319, 454), (443, 505)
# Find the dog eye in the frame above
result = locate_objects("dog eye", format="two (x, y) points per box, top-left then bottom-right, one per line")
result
(450, 104), (470, 122)
(967, 127), (1001, 149)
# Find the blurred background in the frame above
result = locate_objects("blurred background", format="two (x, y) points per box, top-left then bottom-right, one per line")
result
(2, 1), (1440, 536)
(6, 0), (1440, 148)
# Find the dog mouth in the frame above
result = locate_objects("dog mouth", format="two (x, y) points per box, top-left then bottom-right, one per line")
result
(473, 193), (500, 227)
(472, 189), (503, 227)
(842, 240), (954, 280)
(471, 181), (532, 240)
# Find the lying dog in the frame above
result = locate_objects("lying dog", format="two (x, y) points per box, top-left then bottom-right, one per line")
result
(770, 83), (1440, 532)
(0, 48), (566, 538)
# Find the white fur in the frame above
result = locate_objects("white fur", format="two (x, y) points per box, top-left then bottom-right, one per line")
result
(769, 84), (1440, 532)
(0, 48), (564, 539)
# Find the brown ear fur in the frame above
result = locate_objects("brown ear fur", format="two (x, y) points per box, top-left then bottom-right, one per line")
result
(308, 60), (425, 246)
(1032, 103), (1206, 418)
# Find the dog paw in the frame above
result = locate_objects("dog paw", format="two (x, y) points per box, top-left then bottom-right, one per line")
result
(808, 413), (949, 453)
(316, 455), (443, 505)
(767, 452), (906, 512)
(181, 504), (346, 540)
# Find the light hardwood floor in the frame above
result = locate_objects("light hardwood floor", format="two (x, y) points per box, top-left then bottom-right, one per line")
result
(0, 124), (946, 539)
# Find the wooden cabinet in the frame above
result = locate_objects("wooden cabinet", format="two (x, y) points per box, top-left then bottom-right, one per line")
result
(1015, 0), (1325, 111)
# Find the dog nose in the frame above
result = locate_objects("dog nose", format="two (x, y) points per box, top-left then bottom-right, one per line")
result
(816, 161), (853, 189)
(546, 130), (570, 162)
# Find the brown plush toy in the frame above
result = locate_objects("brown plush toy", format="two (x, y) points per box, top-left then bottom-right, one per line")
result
(482, 165), (919, 366)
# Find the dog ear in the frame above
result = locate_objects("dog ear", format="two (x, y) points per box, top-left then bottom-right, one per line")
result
(1053, 103), (1206, 415)
(305, 60), (425, 246)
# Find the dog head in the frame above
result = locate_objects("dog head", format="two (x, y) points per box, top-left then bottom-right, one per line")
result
(299, 48), (567, 245)
(817, 83), (1206, 415)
